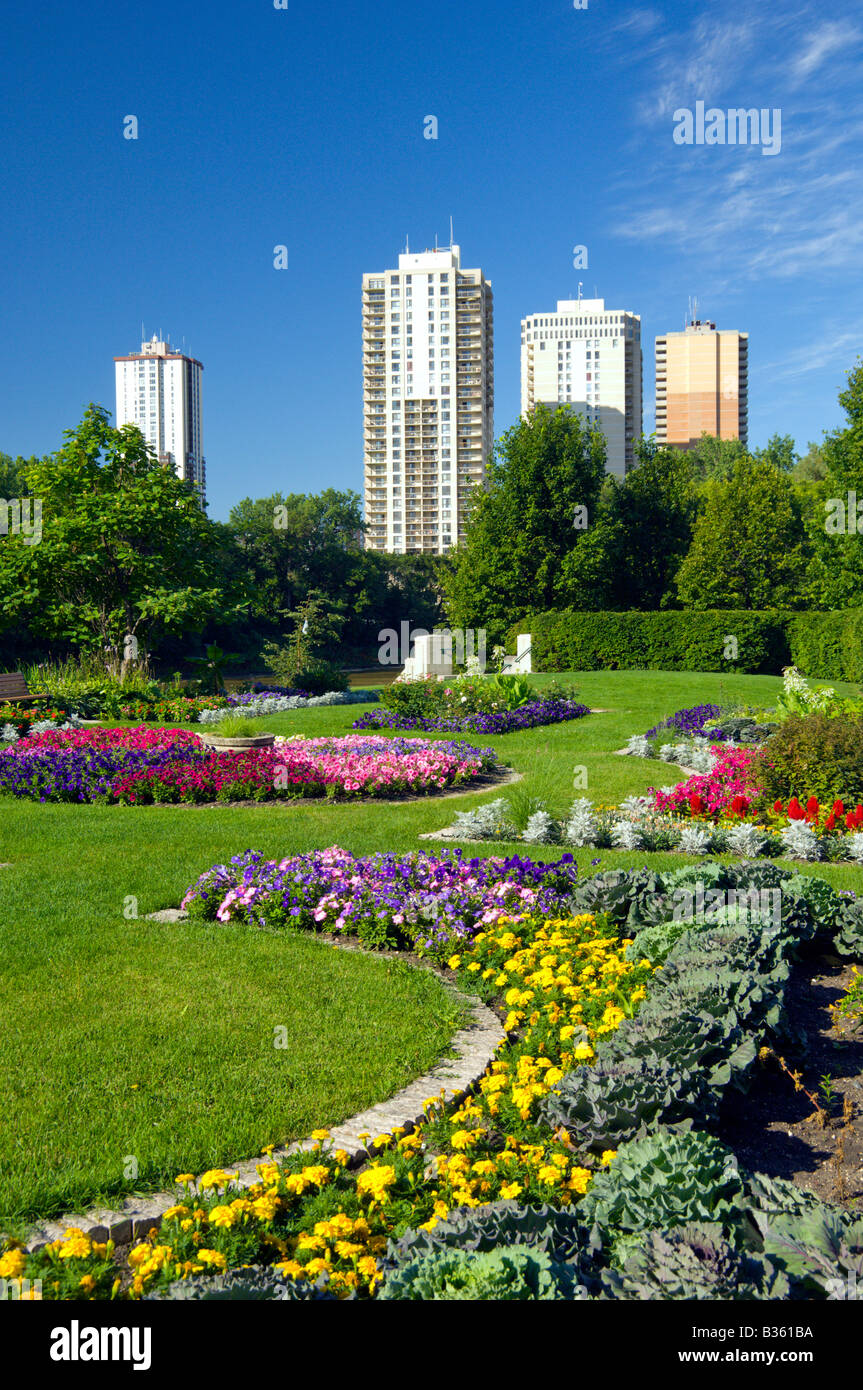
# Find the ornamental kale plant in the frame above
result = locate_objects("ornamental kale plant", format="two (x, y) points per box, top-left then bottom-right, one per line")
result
(376, 1244), (577, 1301)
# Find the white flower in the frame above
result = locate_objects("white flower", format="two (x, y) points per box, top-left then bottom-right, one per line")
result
(1, 723), (18, 742)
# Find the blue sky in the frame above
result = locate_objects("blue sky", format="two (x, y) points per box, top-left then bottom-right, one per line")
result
(1, 0), (861, 520)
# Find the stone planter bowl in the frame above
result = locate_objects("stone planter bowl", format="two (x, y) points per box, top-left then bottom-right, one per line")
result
(198, 732), (276, 750)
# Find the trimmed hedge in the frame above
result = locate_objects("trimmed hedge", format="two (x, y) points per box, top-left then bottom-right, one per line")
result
(510, 608), (863, 680)
(786, 610), (863, 684)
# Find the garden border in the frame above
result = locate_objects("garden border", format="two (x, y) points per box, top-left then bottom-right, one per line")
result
(22, 937), (505, 1253)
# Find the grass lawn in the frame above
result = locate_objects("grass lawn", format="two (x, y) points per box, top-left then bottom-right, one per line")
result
(3, 668), (862, 1231)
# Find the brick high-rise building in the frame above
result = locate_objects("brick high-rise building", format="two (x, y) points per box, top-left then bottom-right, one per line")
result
(655, 320), (748, 450)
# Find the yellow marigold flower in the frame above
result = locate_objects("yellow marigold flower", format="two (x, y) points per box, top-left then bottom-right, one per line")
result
(251, 1194), (280, 1222)
(310, 1129), (331, 1142)
(372, 1134), (392, 1149)
(333, 1149), (351, 1167)
(274, 1259), (304, 1279)
(198, 1169), (237, 1192)
(573, 1041), (595, 1061)
(471, 1159), (495, 1175)
(79, 1275), (96, 1294)
(601, 1150), (618, 1167)
(162, 1204), (190, 1221)
(334, 1241), (366, 1260)
(499, 1182), (523, 1200)
(358, 1255), (379, 1279)
(447, 955), (461, 970)
(207, 1205), (238, 1229)
(568, 1168), (593, 1194)
(545, 1068), (564, 1086)
(0, 1249), (27, 1278)
(58, 1234), (92, 1260)
(537, 1165), (563, 1185)
(449, 1130), (477, 1151)
(197, 1249), (227, 1270)
(175, 1174), (195, 1186)
(305, 1257), (331, 1276)
(300, 1165), (330, 1187)
(296, 1233), (327, 1252)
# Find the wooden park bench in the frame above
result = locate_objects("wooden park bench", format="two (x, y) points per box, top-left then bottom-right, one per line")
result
(0, 672), (48, 706)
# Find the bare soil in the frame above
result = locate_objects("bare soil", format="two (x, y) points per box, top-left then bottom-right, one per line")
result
(717, 950), (863, 1210)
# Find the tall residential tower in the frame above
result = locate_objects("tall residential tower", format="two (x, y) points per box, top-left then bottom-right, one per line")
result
(520, 297), (642, 475)
(114, 334), (206, 505)
(655, 320), (749, 450)
(362, 244), (494, 554)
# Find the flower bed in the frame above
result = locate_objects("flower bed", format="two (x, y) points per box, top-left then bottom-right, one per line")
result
(353, 697), (590, 736)
(0, 728), (496, 805)
(9, 857), (863, 1301)
(182, 845), (581, 954)
(0, 702), (83, 742)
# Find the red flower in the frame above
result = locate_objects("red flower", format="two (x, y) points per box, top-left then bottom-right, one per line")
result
(824, 813), (836, 831)
(856, 805), (863, 825)
(689, 794), (705, 815)
(788, 797), (805, 820)
(847, 812), (856, 831)
(806, 796), (819, 816)
(833, 800), (845, 816)
(730, 795), (749, 816)
(773, 799), (784, 814)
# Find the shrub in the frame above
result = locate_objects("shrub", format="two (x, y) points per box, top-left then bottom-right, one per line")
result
(511, 610), (791, 674)
(787, 609), (863, 683)
(262, 646), (348, 694)
(758, 712), (863, 806)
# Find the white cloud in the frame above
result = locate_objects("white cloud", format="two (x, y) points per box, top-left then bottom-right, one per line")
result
(790, 21), (861, 83)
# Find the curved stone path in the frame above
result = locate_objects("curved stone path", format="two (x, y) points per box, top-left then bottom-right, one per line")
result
(23, 938), (504, 1252)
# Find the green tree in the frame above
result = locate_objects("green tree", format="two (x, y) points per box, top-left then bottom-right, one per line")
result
(675, 455), (807, 610)
(753, 433), (798, 473)
(443, 405), (607, 643)
(559, 439), (696, 609)
(805, 359), (863, 609)
(793, 440), (828, 484)
(686, 433), (748, 481)
(0, 405), (247, 658)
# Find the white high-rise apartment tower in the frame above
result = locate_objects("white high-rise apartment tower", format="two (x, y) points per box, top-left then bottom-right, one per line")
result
(362, 244), (494, 554)
(114, 335), (206, 506)
(520, 298), (642, 475)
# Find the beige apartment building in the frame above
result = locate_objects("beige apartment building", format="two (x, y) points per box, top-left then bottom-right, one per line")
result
(362, 244), (494, 555)
(520, 297), (642, 476)
(655, 320), (748, 450)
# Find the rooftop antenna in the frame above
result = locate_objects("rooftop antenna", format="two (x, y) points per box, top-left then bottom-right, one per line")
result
(577, 283), (583, 301)
(405, 233), (410, 254)
(450, 215), (454, 247)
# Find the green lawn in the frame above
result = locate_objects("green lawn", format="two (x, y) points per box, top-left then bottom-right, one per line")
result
(3, 669), (862, 1231)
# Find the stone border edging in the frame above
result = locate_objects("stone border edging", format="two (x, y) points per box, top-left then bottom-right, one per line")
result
(22, 932), (504, 1253)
